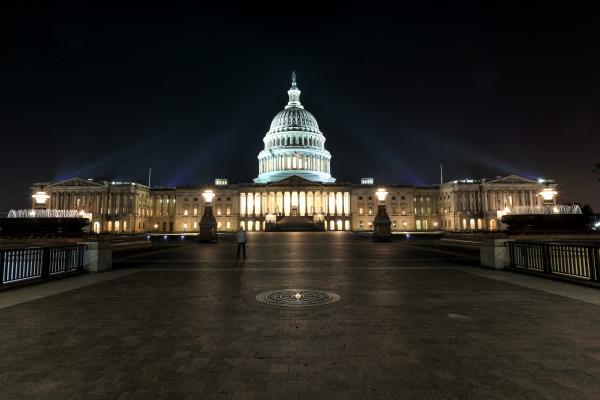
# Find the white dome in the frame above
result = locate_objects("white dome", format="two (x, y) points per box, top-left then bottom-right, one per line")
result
(269, 107), (320, 134)
(254, 72), (335, 184)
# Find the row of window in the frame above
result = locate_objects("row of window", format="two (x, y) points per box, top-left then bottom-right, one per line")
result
(357, 195), (407, 201)
(266, 135), (323, 148)
(357, 207), (408, 215)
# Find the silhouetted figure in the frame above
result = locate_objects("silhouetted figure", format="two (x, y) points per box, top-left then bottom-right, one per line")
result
(236, 228), (247, 258)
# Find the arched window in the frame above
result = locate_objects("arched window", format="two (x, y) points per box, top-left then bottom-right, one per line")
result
(240, 221), (245, 231)
(330, 220), (335, 230)
(344, 220), (350, 230)
(416, 220), (421, 230)
(462, 219), (467, 230)
(477, 218), (482, 230)
(489, 219), (497, 231)
(469, 218), (475, 230)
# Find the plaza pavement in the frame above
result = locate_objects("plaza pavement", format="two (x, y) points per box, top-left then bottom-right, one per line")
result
(1, 232), (600, 399)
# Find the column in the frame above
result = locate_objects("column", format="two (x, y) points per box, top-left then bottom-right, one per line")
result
(247, 192), (254, 216)
(277, 192), (283, 215)
(336, 192), (343, 216)
(328, 192), (335, 216)
(284, 192), (291, 216)
(483, 190), (488, 211)
(254, 193), (261, 216)
(299, 191), (306, 216)
(291, 191), (298, 213)
(343, 192), (350, 216)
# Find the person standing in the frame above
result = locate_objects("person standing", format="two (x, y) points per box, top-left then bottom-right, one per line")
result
(236, 227), (247, 259)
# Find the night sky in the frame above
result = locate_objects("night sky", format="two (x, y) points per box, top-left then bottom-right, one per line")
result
(2, 1), (599, 210)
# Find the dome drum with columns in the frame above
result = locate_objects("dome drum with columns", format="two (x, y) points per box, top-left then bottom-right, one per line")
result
(254, 72), (335, 184)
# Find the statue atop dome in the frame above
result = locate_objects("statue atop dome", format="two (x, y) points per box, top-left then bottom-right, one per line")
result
(286, 71), (303, 109)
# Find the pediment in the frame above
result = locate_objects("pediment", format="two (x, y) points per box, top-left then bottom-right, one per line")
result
(268, 175), (321, 186)
(50, 178), (105, 187)
(486, 175), (537, 184)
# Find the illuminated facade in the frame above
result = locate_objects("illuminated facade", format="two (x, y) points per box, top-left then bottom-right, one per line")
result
(29, 74), (558, 234)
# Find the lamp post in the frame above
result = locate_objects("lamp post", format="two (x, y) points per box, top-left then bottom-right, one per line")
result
(372, 188), (392, 242)
(198, 189), (217, 243)
(539, 187), (558, 206)
(32, 191), (50, 210)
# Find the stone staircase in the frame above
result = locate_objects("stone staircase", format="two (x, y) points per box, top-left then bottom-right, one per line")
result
(272, 216), (321, 231)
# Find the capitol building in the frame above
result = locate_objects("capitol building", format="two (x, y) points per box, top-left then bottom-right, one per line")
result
(30, 74), (557, 234)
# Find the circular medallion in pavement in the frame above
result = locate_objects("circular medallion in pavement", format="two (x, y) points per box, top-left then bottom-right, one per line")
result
(256, 289), (341, 307)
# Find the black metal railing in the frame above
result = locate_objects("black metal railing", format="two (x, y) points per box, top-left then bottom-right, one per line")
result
(507, 241), (600, 283)
(1, 245), (85, 286)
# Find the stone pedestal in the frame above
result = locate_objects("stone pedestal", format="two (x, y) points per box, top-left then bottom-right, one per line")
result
(78, 241), (112, 272)
(373, 204), (393, 242)
(198, 205), (218, 243)
(480, 239), (514, 269)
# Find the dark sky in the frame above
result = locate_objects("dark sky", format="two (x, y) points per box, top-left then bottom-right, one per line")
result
(2, 1), (599, 210)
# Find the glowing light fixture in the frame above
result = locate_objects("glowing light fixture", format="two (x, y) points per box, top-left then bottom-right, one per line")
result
(32, 191), (50, 204)
(539, 188), (558, 202)
(202, 190), (215, 204)
(199, 190), (218, 243)
(375, 188), (388, 202)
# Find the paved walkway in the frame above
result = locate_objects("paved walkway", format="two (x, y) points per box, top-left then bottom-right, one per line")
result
(1, 232), (599, 399)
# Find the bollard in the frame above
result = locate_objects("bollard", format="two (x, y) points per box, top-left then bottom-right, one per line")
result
(78, 241), (112, 272)
(480, 239), (514, 269)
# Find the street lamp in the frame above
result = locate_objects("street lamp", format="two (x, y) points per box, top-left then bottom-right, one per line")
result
(32, 191), (50, 209)
(198, 189), (218, 243)
(373, 188), (392, 242)
(539, 187), (558, 205)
